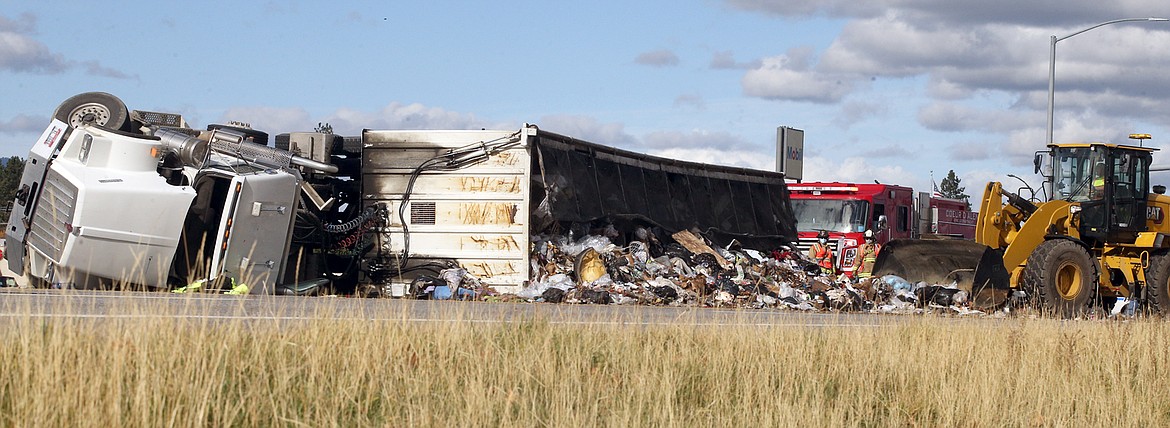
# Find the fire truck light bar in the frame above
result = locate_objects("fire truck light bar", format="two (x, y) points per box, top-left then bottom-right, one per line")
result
(792, 186), (858, 192)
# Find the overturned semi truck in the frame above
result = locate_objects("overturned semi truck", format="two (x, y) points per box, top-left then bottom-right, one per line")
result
(4, 93), (798, 294)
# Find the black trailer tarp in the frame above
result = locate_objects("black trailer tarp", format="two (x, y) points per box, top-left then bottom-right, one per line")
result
(529, 130), (797, 249)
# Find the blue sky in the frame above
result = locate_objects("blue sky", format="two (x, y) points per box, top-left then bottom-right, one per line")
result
(4, 1), (1170, 196)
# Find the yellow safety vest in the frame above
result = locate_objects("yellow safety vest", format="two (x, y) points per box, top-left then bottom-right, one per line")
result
(855, 243), (881, 278)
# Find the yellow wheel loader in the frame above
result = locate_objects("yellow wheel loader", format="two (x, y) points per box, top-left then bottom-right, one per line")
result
(873, 139), (1170, 317)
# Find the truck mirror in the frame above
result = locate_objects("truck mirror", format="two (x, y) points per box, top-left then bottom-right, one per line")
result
(1034, 153), (1043, 174)
(876, 215), (889, 231)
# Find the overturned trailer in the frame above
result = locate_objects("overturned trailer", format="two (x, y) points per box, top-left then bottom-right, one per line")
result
(348, 125), (798, 292)
(4, 93), (797, 294)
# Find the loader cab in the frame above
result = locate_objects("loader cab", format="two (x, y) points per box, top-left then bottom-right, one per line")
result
(1049, 143), (1154, 244)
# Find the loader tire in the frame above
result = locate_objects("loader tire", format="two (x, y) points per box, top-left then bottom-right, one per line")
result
(1144, 252), (1170, 317)
(53, 92), (131, 131)
(1022, 239), (1096, 318)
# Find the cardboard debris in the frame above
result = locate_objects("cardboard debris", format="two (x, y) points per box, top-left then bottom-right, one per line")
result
(491, 230), (1003, 316)
(390, 225), (1031, 318)
(671, 230), (732, 270)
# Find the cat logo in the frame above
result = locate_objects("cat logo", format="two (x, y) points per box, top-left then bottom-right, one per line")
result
(1149, 206), (1164, 224)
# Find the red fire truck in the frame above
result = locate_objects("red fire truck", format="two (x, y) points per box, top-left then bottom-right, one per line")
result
(787, 182), (977, 277)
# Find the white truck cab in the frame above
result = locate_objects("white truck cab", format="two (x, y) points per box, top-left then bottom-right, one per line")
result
(4, 97), (311, 293)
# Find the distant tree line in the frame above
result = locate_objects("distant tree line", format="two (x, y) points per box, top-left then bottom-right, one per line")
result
(0, 157), (25, 216)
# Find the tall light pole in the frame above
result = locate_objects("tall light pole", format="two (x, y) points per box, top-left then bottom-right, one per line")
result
(1046, 17), (1169, 146)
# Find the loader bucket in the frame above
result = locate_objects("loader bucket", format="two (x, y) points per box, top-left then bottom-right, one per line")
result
(872, 238), (1011, 310)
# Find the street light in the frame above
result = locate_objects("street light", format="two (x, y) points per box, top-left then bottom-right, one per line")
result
(1046, 17), (1169, 146)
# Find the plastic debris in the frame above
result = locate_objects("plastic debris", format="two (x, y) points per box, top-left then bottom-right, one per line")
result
(435, 229), (1028, 317)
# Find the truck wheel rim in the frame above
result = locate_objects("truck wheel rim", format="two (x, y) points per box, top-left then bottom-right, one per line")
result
(1056, 261), (1082, 300)
(67, 103), (112, 127)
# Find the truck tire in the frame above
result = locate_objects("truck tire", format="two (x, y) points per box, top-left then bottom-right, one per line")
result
(53, 92), (131, 131)
(1021, 239), (1096, 318)
(1144, 252), (1170, 317)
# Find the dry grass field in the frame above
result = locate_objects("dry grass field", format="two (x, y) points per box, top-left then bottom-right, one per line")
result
(1, 300), (1168, 427)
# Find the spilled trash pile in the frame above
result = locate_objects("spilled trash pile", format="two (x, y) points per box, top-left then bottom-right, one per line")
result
(487, 230), (987, 315)
(406, 266), (493, 301)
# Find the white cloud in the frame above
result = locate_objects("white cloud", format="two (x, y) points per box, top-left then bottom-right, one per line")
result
(727, 0), (1170, 171)
(219, 107), (313, 134)
(799, 155), (1009, 200)
(642, 129), (749, 150)
(801, 155), (920, 187)
(742, 48), (856, 103)
(948, 139), (995, 162)
(673, 94), (707, 110)
(893, 0), (1169, 27)
(0, 114), (48, 134)
(217, 102), (500, 136)
(648, 147), (774, 171)
(0, 13), (35, 33)
(0, 28), (69, 73)
(832, 100), (887, 128)
(0, 13), (133, 78)
(964, 168), (1034, 199)
(80, 60), (137, 80)
(535, 115), (638, 147)
(857, 143), (914, 160)
(326, 102), (494, 135)
(709, 51), (738, 69)
(219, 104), (782, 174)
(917, 102), (1037, 134)
(709, 50), (760, 70)
(634, 49), (680, 67)
(524, 116), (776, 170)
(723, 0), (883, 18)
(726, 0), (1169, 27)
(926, 77), (974, 100)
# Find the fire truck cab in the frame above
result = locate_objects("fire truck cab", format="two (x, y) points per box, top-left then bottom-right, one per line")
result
(787, 182), (915, 277)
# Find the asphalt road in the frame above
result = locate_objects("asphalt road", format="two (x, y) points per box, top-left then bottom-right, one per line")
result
(0, 287), (928, 328)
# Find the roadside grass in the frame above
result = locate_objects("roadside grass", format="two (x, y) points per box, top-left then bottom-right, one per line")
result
(1, 299), (1168, 427)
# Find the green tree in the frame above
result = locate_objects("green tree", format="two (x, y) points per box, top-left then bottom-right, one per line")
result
(0, 157), (25, 215)
(938, 170), (968, 201)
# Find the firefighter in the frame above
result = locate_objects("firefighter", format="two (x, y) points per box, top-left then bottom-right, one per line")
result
(853, 229), (882, 279)
(808, 230), (835, 274)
